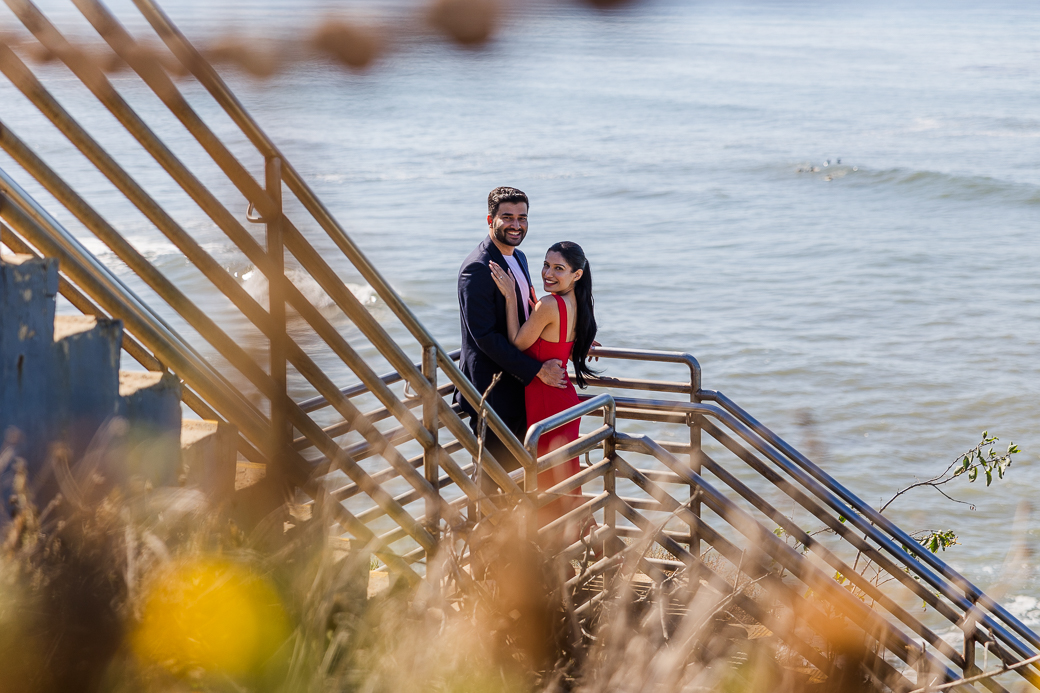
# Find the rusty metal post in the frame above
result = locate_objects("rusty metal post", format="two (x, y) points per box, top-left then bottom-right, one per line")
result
(689, 371), (702, 558)
(525, 458), (539, 539)
(602, 407), (617, 555)
(422, 345), (440, 541)
(265, 156), (289, 488)
(963, 597), (977, 677)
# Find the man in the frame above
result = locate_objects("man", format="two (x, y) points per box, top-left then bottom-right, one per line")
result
(456, 187), (567, 476)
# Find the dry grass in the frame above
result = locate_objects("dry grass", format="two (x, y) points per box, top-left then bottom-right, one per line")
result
(0, 428), (890, 693)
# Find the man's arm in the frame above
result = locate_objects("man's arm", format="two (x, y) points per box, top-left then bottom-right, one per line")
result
(459, 260), (543, 386)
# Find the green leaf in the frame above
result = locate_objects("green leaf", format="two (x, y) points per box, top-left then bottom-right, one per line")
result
(919, 530), (958, 554)
(969, 467), (978, 482)
(986, 468), (993, 486)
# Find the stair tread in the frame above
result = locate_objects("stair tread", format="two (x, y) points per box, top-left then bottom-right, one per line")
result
(0, 252), (37, 266)
(746, 624), (773, 640)
(180, 418), (218, 446)
(52, 314), (97, 341)
(236, 461), (266, 490)
(118, 370), (166, 397)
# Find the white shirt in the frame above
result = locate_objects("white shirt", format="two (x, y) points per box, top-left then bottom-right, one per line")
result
(502, 253), (531, 320)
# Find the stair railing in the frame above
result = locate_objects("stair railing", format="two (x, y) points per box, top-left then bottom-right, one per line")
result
(0, 0), (539, 581)
(562, 348), (1040, 691)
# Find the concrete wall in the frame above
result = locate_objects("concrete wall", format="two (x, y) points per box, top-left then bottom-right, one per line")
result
(1, 255), (183, 498)
(0, 254), (58, 481)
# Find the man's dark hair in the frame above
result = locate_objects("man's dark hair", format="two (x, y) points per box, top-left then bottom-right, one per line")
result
(488, 187), (529, 218)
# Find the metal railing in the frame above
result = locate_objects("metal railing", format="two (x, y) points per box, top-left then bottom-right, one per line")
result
(511, 347), (1037, 692)
(2, 3), (1038, 689)
(0, 0), (543, 579)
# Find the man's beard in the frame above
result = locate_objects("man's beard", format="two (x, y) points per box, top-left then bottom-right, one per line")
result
(493, 225), (526, 247)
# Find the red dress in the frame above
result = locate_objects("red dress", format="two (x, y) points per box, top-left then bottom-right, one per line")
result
(524, 293), (583, 526)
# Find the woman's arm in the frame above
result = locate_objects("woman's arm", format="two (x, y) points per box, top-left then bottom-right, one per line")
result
(489, 262), (557, 351)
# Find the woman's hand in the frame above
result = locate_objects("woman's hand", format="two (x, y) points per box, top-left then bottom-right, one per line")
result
(488, 261), (516, 301)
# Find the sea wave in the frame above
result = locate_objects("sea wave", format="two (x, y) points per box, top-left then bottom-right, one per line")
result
(1003, 595), (1040, 627)
(75, 235), (234, 263)
(925, 594), (1040, 655)
(853, 166), (1040, 206)
(241, 267), (377, 310)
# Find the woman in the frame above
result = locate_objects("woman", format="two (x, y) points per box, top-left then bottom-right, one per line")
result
(489, 241), (598, 529)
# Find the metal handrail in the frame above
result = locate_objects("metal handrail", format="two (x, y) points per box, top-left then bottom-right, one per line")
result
(701, 388), (1040, 656)
(524, 393), (616, 465)
(587, 346), (701, 393)
(616, 433), (971, 686)
(0, 0), (528, 505)
(604, 395), (1039, 675)
(124, 0), (538, 478)
(550, 346), (1039, 686)
(0, 0), (528, 517)
(583, 348), (1039, 656)
(0, 186), (437, 580)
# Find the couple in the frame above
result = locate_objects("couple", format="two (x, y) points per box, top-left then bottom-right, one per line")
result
(455, 186), (598, 526)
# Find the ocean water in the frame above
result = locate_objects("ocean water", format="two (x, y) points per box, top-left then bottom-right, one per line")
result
(2, 0), (1039, 608)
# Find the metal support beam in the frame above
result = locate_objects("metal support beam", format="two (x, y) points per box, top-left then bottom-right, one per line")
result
(265, 156), (289, 492)
(422, 345), (440, 539)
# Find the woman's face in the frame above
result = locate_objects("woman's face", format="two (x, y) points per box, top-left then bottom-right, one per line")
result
(542, 250), (583, 294)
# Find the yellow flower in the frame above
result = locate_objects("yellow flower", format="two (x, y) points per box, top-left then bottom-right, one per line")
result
(133, 557), (289, 677)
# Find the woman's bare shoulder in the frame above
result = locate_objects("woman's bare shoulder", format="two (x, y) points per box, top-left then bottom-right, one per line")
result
(532, 296), (560, 318)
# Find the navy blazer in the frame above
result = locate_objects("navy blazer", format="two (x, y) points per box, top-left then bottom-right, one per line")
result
(456, 236), (543, 435)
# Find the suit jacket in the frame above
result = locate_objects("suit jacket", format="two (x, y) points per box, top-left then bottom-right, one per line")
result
(456, 236), (543, 436)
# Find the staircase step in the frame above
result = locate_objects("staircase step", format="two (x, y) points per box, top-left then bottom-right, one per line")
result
(180, 418), (237, 500)
(236, 461), (266, 490)
(52, 313), (99, 341)
(117, 370), (181, 486)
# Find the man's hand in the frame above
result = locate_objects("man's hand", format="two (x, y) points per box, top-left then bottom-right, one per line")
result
(590, 340), (602, 362)
(536, 359), (567, 389)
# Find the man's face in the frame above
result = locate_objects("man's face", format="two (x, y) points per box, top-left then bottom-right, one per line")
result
(488, 201), (529, 249)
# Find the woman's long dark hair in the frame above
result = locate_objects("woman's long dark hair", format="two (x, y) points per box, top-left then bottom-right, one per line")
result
(548, 241), (599, 388)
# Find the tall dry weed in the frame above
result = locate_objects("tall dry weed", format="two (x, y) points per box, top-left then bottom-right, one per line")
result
(1, 425), (887, 693)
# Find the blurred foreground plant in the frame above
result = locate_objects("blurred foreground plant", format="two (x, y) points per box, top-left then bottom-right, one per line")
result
(0, 420), (901, 693)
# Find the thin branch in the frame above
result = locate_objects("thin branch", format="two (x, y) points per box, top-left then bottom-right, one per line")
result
(927, 485), (975, 510)
(879, 435), (1017, 514)
(907, 650), (1040, 693)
